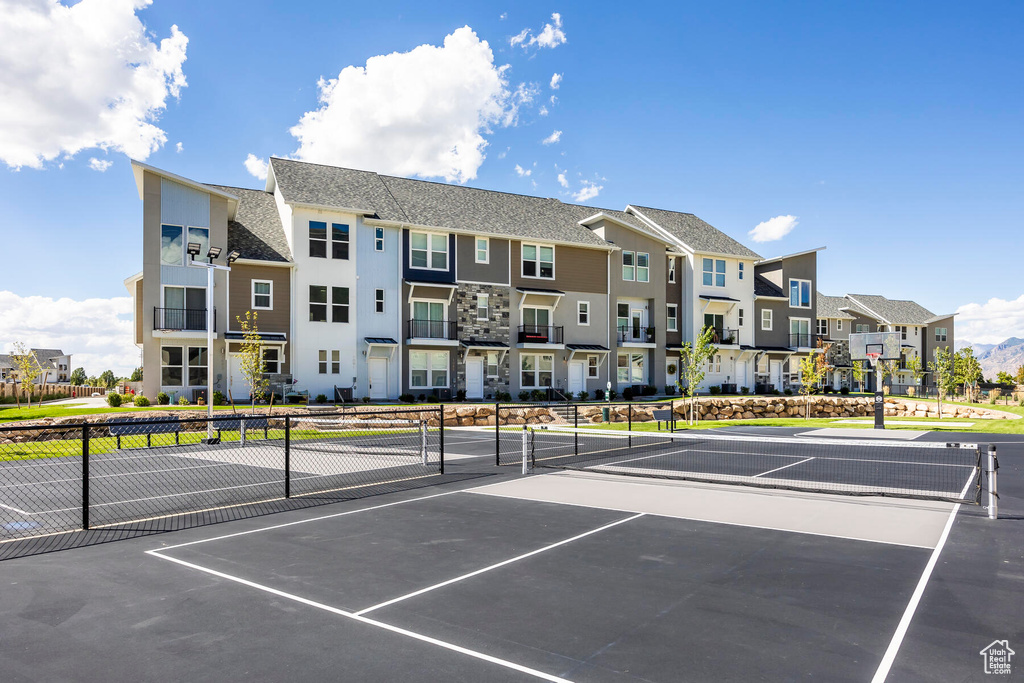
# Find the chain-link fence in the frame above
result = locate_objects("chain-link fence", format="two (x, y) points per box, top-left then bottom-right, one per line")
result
(0, 408), (449, 561)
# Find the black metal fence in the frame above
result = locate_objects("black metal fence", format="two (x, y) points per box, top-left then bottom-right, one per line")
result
(0, 408), (449, 561)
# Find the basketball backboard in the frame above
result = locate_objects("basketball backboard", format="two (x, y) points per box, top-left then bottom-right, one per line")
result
(849, 331), (901, 365)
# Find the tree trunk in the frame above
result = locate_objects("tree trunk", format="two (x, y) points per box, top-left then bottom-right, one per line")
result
(13, 378), (20, 409)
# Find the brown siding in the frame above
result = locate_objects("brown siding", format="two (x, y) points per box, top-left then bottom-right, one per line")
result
(456, 235), (510, 284)
(228, 264), (291, 333)
(510, 240), (607, 294)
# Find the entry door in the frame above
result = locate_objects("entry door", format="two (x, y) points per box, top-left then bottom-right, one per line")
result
(736, 361), (747, 389)
(465, 357), (484, 399)
(368, 358), (388, 399)
(770, 360), (783, 389)
(568, 361), (585, 395)
(631, 309), (644, 340)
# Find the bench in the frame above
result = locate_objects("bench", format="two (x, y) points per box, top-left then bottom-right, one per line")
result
(652, 409), (674, 431)
(108, 419), (181, 449)
(214, 417), (270, 445)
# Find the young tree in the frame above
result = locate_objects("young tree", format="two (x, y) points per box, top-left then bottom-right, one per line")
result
(130, 367), (144, 382)
(953, 347), (982, 401)
(798, 349), (830, 418)
(1015, 365), (1024, 385)
(852, 361), (866, 393)
(875, 358), (901, 394)
(996, 370), (1014, 385)
(236, 311), (269, 415)
(69, 367), (87, 385)
(99, 370), (116, 389)
(676, 325), (716, 425)
(906, 352), (925, 394)
(10, 343), (41, 408)
(928, 346), (955, 418)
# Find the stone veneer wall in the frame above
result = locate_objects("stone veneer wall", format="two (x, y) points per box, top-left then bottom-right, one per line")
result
(454, 284), (510, 396)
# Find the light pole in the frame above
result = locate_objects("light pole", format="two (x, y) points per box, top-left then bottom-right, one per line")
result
(188, 243), (239, 440)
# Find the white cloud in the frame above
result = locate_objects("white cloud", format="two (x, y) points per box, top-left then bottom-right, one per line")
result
(748, 215), (798, 243)
(510, 13), (567, 50)
(244, 153), (269, 180)
(497, 147), (509, 159)
(538, 106), (549, 116)
(557, 172), (569, 188)
(88, 158), (112, 172)
(499, 12), (507, 20)
(572, 181), (602, 202)
(290, 26), (521, 184)
(175, 142), (183, 153)
(550, 73), (563, 89)
(503, 81), (541, 127)
(514, 164), (531, 177)
(542, 130), (562, 145)
(955, 294), (1024, 345)
(0, 0), (188, 170)
(550, 95), (558, 105)
(0, 291), (136, 377)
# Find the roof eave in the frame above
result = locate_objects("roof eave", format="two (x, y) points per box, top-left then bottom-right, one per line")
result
(363, 217), (617, 252)
(130, 159), (239, 220)
(755, 246), (827, 265)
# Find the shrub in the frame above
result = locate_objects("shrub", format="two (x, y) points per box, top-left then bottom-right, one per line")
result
(399, 393), (415, 403)
(426, 395), (440, 403)
(784, 388), (793, 396)
(134, 395), (150, 407)
(608, 390), (618, 401)
(622, 387), (634, 401)
(530, 389), (546, 402)
(315, 394), (327, 404)
(496, 390), (512, 402)
(362, 396), (371, 403)
(107, 393), (122, 407)
(577, 391), (590, 402)
(708, 385), (721, 396)
(643, 385), (657, 396)
(178, 396), (189, 406)
(883, 385), (891, 396)
(518, 390), (530, 402)
(664, 385), (675, 396)
(456, 389), (466, 402)
(157, 392), (170, 405)
(594, 389), (605, 401)
(840, 386), (850, 395)
(740, 386), (750, 395)
(212, 391), (226, 406)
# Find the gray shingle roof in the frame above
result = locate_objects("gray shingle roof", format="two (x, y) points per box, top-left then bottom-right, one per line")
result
(206, 185), (291, 262)
(270, 158), (406, 219)
(816, 293), (856, 320)
(845, 295), (936, 325)
(627, 205), (762, 259)
(754, 274), (784, 297)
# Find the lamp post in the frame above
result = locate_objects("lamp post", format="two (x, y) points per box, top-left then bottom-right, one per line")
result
(188, 243), (239, 440)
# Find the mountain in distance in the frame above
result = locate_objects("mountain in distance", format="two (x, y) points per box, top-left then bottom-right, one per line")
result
(958, 339), (996, 355)
(972, 337), (1024, 381)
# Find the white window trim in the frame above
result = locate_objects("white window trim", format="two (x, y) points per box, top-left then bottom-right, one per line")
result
(409, 350), (450, 389)
(668, 257), (676, 284)
(520, 353), (555, 389)
(521, 243), (556, 280)
(486, 351), (499, 378)
(476, 293), (489, 321)
(739, 262), (745, 280)
(788, 278), (812, 309)
(577, 301), (590, 326)
(587, 354), (599, 378)
(251, 279), (273, 311)
(739, 308), (745, 327)
(375, 289), (385, 314)
(616, 352), (645, 384)
(816, 318), (828, 336)
(409, 230), (449, 271)
(261, 347), (280, 374)
(622, 251), (635, 282)
(837, 319), (843, 331)
(790, 317), (812, 340)
(636, 252), (650, 283)
(761, 309), (773, 331)
(475, 237), (489, 264)
(667, 304), (678, 332)
(411, 298), (447, 321)
(702, 258), (727, 288)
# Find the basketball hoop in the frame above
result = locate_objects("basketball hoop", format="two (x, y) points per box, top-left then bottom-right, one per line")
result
(865, 352), (880, 367)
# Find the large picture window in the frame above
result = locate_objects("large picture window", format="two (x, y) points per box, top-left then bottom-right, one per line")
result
(161, 225), (183, 265)
(410, 232), (448, 270)
(161, 346), (183, 386)
(187, 227), (209, 265)
(789, 279), (812, 308)
(703, 258), (726, 287)
(410, 351), (449, 388)
(522, 244), (554, 278)
(521, 354), (553, 388)
(617, 353), (644, 384)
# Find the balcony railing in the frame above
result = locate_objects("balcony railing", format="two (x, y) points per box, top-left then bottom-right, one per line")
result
(154, 307), (215, 332)
(406, 319), (457, 340)
(789, 333), (815, 348)
(617, 325), (656, 344)
(517, 324), (564, 344)
(708, 327), (738, 345)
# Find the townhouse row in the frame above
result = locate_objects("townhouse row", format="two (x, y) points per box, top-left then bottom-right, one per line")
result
(124, 158), (955, 402)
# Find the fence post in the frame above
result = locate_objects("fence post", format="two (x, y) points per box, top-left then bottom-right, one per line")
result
(521, 425), (529, 474)
(420, 420), (427, 466)
(574, 403), (578, 454)
(987, 445), (998, 519)
(628, 403), (632, 447)
(439, 406), (445, 474)
(284, 416), (291, 498)
(495, 402), (501, 467)
(82, 423), (90, 530)
(240, 418), (246, 448)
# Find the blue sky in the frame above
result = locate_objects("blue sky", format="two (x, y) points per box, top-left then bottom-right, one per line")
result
(1, 0), (1022, 373)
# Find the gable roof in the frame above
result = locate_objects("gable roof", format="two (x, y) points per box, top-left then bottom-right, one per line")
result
(754, 274), (785, 298)
(269, 157), (406, 219)
(846, 294), (937, 325)
(206, 185), (291, 262)
(626, 205), (762, 260)
(816, 293), (856, 320)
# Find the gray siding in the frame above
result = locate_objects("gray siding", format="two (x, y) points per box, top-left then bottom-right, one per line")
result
(457, 235), (510, 284)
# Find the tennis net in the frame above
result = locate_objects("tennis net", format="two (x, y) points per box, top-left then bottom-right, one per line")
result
(286, 417), (429, 459)
(529, 426), (982, 503)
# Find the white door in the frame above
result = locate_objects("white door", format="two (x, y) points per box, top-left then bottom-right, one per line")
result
(770, 360), (783, 389)
(227, 355), (248, 402)
(368, 358), (388, 399)
(465, 357), (484, 399)
(736, 361), (747, 390)
(568, 361), (585, 395)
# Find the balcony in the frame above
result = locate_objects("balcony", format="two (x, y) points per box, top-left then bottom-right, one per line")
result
(406, 319), (457, 341)
(707, 327), (739, 346)
(517, 324), (564, 345)
(154, 307), (215, 332)
(789, 333), (815, 348)
(617, 325), (656, 345)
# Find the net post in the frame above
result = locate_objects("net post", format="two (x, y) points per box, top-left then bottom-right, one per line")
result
(521, 425), (528, 474)
(987, 445), (998, 519)
(240, 418), (246, 448)
(439, 406), (445, 474)
(284, 415), (291, 498)
(420, 419), (427, 467)
(495, 402), (501, 467)
(82, 423), (90, 530)
(628, 403), (632, 447)
(574, 403), (578, 454)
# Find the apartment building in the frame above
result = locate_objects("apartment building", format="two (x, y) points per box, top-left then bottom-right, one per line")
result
(0, 349), (72, 384)
(124, 157), (955, 401)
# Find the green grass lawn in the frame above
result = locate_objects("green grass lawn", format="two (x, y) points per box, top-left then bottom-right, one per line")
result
(0, 404), (245, 424)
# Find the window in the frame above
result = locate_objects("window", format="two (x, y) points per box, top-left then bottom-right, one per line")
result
(935, 327), (948, 342)
(375, 227), (384, 251)
(486, 352), (499, 377)
(332, 223), (350, 260)
(668, 257), (676, 283)
(252, 280), (272, 310)
(706, 354), (721, 374)
(739, 308), (745, 327)
(895, 325), (907, 340)
(837, 320), (843, 331)
(331, 350), (340, 374)
(522, 244), (554, 278)
(410, 232), (448, 270)
(816, 318), (829, 336)
(187, 227), (210, 265)
(188, 347), (208, 386)
(702, 258), (726, 287)
(790, 319), (811, 346)
(521, 354), (554, 388)
(262, 348), (279, 374)
(161, 225), (183, 265)
(332, 287), (350, 323)
(789, 279), (812, 308)
(477, 293), (488, 320)
(617, 353), (644, 384)
(578, 301), (590, 326)
(375, 289), (385, 314)
(476, 237), (489, 263)
(318, 350), (327, 374)
(588, 354), (599, 378)
(636, 253), (649, 283)
(761, 309), (773, 330)
(739, 262), (745, 280)
(616, 303), (629, 331)
(856, 323), (869, 333)
(309, 221), (327, 258)
(309, 286), (327, 322)
(667, 304), (678, 332)
(410, 351), (448, 388)
(622, 251), (635, 281)
(161, 346), (183, 386)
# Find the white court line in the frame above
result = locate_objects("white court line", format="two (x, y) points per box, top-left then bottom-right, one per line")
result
(146, 550), (570, 682)
(869, 472), (973, 681)
(355, 513), (644, 616)
(754, 457), (816, 478)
